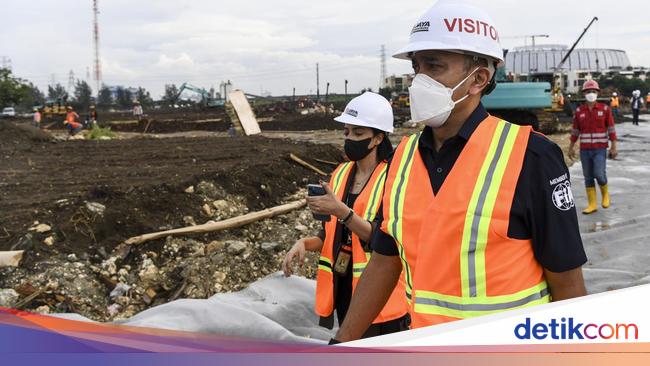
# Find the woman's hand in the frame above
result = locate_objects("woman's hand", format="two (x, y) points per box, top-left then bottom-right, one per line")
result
(283, 239), (307, 277)
(307, 182), (349, 219)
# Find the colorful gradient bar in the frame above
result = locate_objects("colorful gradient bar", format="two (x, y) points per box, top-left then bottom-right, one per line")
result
(2, 307), (649, 365)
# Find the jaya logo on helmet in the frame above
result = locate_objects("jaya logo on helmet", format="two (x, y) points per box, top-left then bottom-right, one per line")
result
(411, 21), (430, 34)
(443, 18), (499, 41)
(344, 108), (359, 117)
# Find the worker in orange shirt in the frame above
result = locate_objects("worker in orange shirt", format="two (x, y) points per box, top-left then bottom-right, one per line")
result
(64, 106), (83, 136)
(610, 92), (619, 118)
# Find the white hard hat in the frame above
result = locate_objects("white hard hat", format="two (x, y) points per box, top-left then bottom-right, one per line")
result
(612, 92), (617, 96)
(334, 92), (394, 133)
(392, 0), (504, 66)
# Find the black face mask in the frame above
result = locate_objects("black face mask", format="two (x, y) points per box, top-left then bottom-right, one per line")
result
(344, 138), (373, 161)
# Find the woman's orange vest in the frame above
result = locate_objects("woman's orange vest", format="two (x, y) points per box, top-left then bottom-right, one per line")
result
(610, 97), (619, 108)
(381, 116), (550, 329)
(315, 161), (408, 324)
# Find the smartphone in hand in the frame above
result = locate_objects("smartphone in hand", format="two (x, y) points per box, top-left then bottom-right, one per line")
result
(307, 184), (331, 222)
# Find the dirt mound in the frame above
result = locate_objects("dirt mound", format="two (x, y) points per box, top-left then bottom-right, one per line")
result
(0, 121), (53, 144)
(0, 134), (342, 320)
(260, 113), (341, 131)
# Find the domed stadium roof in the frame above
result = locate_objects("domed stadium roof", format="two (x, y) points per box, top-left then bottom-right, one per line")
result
(505, 45), (631, 74)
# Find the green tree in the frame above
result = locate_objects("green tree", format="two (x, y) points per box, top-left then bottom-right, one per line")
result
(98, 84), (113, 108)
(135, 87), (153, 107)
(163, 84), (179, 104)
(115, 87), (133, 109)
(73, 80), (93, 110)
(0, 68), (26, 107)
(18, 82), (45, 111)
(47, 83), (68, 101)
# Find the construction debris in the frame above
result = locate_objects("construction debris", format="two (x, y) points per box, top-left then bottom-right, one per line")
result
(0, 251), (24, 267)
(228, 90), (261, 136)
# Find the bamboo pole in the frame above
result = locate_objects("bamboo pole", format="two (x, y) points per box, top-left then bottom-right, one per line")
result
(289, 153), (328, 176)
(123, 199), (307, 245)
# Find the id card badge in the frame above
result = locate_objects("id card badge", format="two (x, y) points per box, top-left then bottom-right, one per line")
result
(333, 245), (352, 276)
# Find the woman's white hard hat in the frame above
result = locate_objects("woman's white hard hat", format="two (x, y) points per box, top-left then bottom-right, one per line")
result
(334, 92), (394, 133)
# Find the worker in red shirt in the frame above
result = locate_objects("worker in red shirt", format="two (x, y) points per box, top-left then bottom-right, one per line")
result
(64, 106), (83, 136)
(568, 80), (617, 214)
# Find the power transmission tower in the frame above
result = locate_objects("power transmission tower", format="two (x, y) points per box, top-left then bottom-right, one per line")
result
(316, 63), (320, 100)
(68, 70), (76, 94)
(380, 45), (387, 89)
(0, 56), (11, 70)
(93, 0), (102, 95)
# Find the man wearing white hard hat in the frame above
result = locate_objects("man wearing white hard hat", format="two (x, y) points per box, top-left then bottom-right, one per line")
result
(333, 1), (586, 342)
(283, 92), (409, 338)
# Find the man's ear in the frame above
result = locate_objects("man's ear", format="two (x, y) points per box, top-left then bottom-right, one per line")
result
(468, 67), (491, 96)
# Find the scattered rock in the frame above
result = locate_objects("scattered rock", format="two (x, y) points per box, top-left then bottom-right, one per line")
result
(183, 216), (197, 226)
(184, 186), (195, 193)
(196, 181), (220, 199)
(34, 305), (51, 314)
(213, 199), (229, 211)
(295, 224), (309, 232)
(109, 283), (131, 299)
(29, 223), (52, 233)
(206, 240), (225, 254)
(0, 289), (19, 307)
(85, 201), (106, 216)
(261, 242), (281, 252)
(143, 288), (157, 305)
(202, 203), (213, 217)
(226, 240), (247, 255)
(107, 303), (122, 316)
(43, 236), (55, 246)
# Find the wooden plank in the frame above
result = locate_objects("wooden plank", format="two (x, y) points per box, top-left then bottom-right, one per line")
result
(123, 199), (306, 245)
(289, 153), (328, 176)
(227, 90), (261, 136)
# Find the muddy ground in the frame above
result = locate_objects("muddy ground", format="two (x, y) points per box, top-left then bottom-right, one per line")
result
(0, 121), (344, 320)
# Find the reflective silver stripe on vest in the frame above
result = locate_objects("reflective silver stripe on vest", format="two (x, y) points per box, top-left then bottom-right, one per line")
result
(467, 123), (512, 297)
(416, 288), (549, 311)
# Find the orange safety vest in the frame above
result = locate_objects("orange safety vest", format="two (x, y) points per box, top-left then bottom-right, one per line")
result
(646, 95), (650, 104)
(381, 116), (550, 329)
(610, 97), (619, 108)
(66, 111), (77, 123)
(315, 161), (408, 324)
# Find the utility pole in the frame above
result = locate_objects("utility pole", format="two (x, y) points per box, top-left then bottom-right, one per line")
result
(325, 82), (330, 101)
(316, 63), (320, 100)
(345, 79), (348, 96)
(292, 87), (295, 101)
(380, 45), (387, 90)
(93, 0), (102, 96)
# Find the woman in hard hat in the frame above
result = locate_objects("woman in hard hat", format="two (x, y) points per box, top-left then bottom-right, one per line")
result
(282, 92), (409, 338)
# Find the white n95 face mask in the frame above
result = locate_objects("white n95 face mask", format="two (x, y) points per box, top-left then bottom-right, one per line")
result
(408, 68), (480, 128)
(585, 92), (598, 103)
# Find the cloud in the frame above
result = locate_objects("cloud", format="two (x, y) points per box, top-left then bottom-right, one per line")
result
(2, 0), (648, 98)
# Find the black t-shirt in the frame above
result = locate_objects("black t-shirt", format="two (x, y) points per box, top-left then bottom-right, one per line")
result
(372, 103), (587, 273)
(335, 192), (358, 324)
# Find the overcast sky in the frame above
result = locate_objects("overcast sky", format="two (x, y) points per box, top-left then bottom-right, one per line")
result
(1, 0), (648, 99)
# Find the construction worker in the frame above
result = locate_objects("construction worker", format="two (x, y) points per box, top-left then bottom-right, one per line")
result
(64, 106), (83, 136)
(568, 80), (617, 214)
(32, 108), (41, 128)
(133, 101), (144, 121)
(647, 92), (650, 105)
(87, 105), (98, 127)
(610, 92), (619, 118)
(332, 1), (587, 343)
(283, 92), (409, 337)
(630, 90), (645, 126)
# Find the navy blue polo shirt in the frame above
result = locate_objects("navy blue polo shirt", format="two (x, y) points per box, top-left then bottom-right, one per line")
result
(372, 103), (587, 272)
